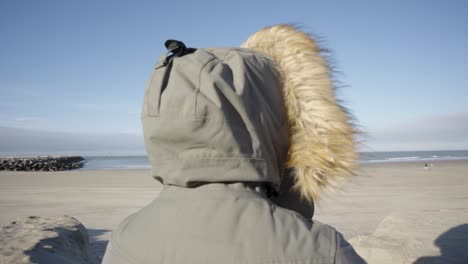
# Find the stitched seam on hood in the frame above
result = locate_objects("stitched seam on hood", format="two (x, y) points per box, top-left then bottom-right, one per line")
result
(194, 55), (217, 117)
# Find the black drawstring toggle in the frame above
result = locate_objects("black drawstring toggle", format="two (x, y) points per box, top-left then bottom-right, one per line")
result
(162, 39), (196, 66)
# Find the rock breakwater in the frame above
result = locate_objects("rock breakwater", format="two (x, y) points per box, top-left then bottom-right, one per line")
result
(0, 156), (85, 171)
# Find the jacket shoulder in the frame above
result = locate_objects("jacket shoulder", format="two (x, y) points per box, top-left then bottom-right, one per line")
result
(105, 190), (364, 264)
(267, 204), (339, 262)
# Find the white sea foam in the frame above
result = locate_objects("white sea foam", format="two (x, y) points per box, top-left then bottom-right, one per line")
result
(386, 156), (420, 160)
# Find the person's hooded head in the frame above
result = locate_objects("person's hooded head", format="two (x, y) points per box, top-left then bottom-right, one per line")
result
(141, 24), (358, 204)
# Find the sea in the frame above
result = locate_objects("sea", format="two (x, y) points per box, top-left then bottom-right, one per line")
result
(80, 150), (468, 170)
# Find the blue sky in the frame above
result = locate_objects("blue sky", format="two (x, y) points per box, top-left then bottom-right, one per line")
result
(1, 0), (467, 154)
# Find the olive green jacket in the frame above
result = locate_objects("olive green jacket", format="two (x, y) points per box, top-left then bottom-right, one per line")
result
(102, 48), (365, 264)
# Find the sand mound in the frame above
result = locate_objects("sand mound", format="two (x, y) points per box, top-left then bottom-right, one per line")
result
(0, 215), (99, 264)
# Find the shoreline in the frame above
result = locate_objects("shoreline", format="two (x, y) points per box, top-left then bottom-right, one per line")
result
(2, 150), (468, 171)
(2, 158), (467, 172)
(359, 158), (468, 167)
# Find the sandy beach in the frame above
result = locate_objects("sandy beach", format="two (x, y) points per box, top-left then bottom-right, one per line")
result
(1, 160), (468, 263)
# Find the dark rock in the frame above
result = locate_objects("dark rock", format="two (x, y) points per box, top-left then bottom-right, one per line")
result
(0, 156), (85, 171)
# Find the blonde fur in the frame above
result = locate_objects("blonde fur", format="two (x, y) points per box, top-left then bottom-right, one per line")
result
(242, 24), (359, 202)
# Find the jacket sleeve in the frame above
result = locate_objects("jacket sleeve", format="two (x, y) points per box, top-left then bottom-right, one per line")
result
(334, 232), (367, 264)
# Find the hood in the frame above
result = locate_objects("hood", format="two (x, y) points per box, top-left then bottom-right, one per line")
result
(142, 47), (288, 189)
(142, 24), (359, 201)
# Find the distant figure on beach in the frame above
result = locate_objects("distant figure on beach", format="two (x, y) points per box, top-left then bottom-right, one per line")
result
(102, 25), (365, 264)
(425, 163), (428, 170)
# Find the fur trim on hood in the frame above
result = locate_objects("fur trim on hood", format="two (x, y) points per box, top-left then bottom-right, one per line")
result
(242, 24), (359, 202)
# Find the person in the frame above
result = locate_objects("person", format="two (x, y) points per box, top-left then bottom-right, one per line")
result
(102, 24), (366, 264)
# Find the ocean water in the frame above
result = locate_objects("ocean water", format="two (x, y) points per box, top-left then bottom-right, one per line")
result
(80, 150), (468, 170)
(80, 156), (151, 170)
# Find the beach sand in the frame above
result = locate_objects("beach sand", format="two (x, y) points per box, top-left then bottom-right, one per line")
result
(0, 169), (162, 260)
(1, 160), (467, 263)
